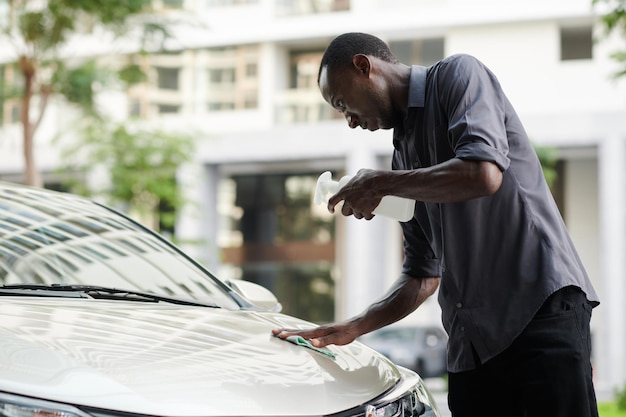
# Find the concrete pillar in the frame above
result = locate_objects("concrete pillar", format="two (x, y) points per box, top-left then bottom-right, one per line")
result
(598, 135), (626, 395)
(337, 146), (393, 320)
(176, 163), (220, 272)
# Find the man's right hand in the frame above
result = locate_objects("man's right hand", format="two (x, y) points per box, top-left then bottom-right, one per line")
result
(272, 321), (362, 348)
(328, 169), (383, 220)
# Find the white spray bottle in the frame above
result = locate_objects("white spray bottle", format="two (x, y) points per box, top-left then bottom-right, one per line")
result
(313, 171), (416, 222)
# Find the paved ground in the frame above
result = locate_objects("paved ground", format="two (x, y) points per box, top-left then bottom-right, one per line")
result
(432, 391), (451, 416)
(423, 378), (451, 417)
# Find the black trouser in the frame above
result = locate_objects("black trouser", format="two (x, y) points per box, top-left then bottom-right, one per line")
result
(448, 286), (598, 417)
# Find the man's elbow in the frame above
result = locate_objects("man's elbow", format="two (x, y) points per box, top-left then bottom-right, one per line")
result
(477, 161), (503, 196)
(421, 277), (440, 297)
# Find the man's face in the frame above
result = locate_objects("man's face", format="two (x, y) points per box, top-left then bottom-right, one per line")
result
(319, 59), (396, 131)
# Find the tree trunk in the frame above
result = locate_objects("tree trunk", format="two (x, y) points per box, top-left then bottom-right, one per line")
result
(19, 56), (43, 188)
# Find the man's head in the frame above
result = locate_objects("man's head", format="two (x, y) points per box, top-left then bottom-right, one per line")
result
(318, 32), (406, 131)
(317, 32), (399, 84)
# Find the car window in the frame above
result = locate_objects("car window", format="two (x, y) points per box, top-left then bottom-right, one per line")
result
(0, 185), (239, 309)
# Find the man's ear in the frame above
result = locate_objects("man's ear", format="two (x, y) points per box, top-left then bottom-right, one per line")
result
(352, 54), (371, 76)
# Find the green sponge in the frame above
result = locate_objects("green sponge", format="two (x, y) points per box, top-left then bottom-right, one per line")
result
(281, 335), (337, 360)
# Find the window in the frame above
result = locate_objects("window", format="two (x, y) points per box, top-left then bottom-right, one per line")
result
(206, 44), (259, 111)
(209, 68), (236, 83)
(289, 50), (323, 89)
(0, 65), (4, 126)
(0, 64), (23, 125)
(389, 38), (445, 66)
(208, 102), (235, 111)
(243, 92), (258, 109)
(218, 173), (336, 322)
(560, 26), (593, 61)
(158, 104), (180, 114)
(276, 0), (350, 16)
(276, 49), (335, 123)
(245, 63), (257, 78)
(129, 99), (141, 117)
(155, 67), (180, 90)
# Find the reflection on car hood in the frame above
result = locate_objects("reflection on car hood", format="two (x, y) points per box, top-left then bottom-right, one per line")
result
(0, 298), (400, 416)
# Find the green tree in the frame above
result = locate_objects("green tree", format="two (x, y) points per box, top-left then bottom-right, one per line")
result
(0, 0), (167, 187)
(534, 144), (559, 187)
(57, 118), (195, 233)
(594, 0), (626, 78)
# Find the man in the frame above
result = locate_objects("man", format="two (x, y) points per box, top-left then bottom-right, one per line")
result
(272, 32), (599, 417)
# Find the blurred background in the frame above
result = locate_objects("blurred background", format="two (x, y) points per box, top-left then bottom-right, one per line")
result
(1, 0), (625, 405)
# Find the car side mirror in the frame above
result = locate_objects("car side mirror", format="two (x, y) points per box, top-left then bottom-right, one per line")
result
(226, 280), (282, 313)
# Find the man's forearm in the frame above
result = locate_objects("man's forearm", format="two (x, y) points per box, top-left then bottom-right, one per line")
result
(377, 158), (502, 203)
(348, 275), (440, 337)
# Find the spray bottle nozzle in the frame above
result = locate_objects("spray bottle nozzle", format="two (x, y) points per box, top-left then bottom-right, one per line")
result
(314, 171), (351, 206)
(313, 171), (334, 205)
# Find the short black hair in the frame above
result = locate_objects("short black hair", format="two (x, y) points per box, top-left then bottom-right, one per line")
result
(318, 32), (398, 84)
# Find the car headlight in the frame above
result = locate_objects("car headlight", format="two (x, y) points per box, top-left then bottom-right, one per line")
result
(0, 393), (93, 417)
(364, 370), (441, 417)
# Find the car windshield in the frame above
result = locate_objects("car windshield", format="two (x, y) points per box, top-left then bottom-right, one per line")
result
(0, 184), (239, 309)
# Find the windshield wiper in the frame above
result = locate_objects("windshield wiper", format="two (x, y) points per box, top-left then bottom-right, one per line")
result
(0, 284), (220, 307)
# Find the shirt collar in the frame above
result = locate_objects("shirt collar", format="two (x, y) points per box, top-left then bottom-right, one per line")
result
(408, 65), (427, 108)
(395, 65), (427, 147)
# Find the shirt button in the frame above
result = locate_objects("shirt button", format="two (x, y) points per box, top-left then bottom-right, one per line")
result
(461, 326), (465, 331)
(456, 302), (462, 308)
(412, 162), (420, 168)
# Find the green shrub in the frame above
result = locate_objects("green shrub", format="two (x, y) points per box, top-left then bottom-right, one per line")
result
(618, 382), (626, 411)
(598, 401), (626, 417)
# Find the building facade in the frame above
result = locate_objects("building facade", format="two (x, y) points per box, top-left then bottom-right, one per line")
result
(1, 0), (625, 399)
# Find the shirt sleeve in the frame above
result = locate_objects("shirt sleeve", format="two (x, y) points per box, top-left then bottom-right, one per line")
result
(438, 54), (511, 172)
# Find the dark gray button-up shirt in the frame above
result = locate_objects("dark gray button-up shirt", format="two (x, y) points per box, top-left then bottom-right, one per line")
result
(392, 54), (599, 372)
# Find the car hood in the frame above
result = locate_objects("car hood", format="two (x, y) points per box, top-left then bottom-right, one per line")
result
(0, 298), (400, 416)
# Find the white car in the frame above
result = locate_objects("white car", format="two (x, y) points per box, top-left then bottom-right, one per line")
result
(0, 181), (442, 417)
